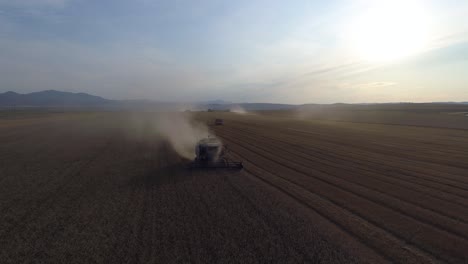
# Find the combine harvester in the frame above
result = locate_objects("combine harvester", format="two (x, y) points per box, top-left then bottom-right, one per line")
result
(188, 137), (243, 169)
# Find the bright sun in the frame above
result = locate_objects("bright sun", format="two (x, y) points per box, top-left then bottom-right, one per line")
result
(347, 1), (431, 62)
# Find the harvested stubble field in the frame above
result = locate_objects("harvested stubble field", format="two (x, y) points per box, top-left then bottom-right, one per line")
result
(0, 109), (467, 263)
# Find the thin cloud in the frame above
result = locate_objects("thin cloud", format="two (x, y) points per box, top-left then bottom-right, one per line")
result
(354, 82), (397, 89)
(0, 1), (466, 103)
(0, 0), (69, 8)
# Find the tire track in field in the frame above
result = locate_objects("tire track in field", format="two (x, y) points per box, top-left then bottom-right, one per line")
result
(236, 119), (468, 170)
(227, 124), (468, 199)
(284, 126), (468, 158)
(282, 133), (468, 205)
(226, 123), (468, 193)
(221, 125), (468, 206)
(230, 119), (468, 183)
(220, 134), (467, 263)
(279, 126), (468, 184)
(223, 170), (387, 263)
(224, 149), (436, 264)
(229, 121), (468, 186)
(219, 127), (468, 224)
(218, 127), (468, 239)
(220, 126), (468, 217)
(221, 132), (468, 262)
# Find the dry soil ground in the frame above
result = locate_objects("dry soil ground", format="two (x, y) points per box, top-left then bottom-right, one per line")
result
(0, 110), (467, 263)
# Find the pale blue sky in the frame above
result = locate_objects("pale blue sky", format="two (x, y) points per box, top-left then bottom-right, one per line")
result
(0, 0), (467, 103)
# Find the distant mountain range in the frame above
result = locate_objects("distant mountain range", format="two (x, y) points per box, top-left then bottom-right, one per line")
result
(0, 90), (467, 110)
(0, 90), (112, 106)
(0, 90), (297, 111)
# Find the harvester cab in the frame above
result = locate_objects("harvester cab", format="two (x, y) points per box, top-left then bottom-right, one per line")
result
(196, 137), (222, 162)
(188, 137), (243, 169)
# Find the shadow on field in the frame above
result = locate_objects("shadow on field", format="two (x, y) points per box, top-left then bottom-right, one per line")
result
(130, 162), (239, 188)
(129, 164), (191, 187)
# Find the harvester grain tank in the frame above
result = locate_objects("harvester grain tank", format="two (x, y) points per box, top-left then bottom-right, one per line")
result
(188, 137), (243, 169)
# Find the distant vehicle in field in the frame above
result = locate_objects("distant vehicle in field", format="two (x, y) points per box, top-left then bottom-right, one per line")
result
(215, 118), (224, 125)
(188, 137), (243, 169)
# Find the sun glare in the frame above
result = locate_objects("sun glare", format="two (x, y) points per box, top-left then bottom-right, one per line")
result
(347, 1), (431, 62)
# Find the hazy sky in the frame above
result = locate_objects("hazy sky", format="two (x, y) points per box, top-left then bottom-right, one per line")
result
(0, 0), (467, 103)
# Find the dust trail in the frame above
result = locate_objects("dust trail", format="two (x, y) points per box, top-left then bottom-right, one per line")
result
(125, 112), (220, 160)
(156, 113), (213, 160)
(230, 105), (248, 114)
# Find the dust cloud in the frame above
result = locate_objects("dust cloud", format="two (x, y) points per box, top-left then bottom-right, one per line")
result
(156, 113), (212, 160)
(125, 112), (215, 160)
(230, 105), (248, 115)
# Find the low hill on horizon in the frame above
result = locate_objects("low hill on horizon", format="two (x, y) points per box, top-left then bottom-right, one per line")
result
(1, 90), (467, 110)
(0, 90), (112, 107)
(0, 90), (298, 110)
